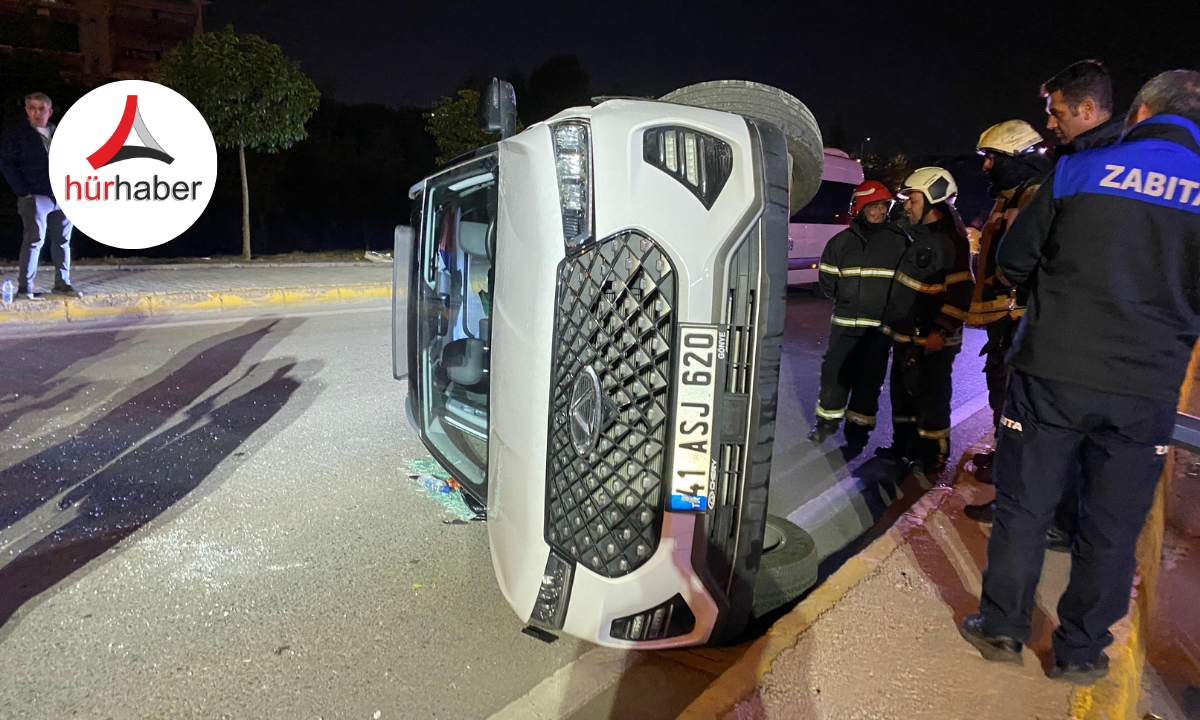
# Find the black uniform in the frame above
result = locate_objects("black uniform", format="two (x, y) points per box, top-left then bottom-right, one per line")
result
(881, 212), (973, 469)
(981, 115), (1200, 666)
(814, 216), (910, 446)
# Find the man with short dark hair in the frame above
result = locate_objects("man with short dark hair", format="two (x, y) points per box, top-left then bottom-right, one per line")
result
(0, 92), (81, 299)
(1041, 59), (1123, 154)
(959, 70), (1200, 685)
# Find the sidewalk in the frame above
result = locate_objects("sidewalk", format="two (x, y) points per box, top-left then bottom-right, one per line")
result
(0, 264), (393, 323)
(681, 435), (1151, 720)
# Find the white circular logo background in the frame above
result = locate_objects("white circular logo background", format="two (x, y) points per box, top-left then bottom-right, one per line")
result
(49, 80), (217, 250)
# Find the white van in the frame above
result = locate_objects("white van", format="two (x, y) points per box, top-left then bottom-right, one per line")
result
(786, 148), (865, 285)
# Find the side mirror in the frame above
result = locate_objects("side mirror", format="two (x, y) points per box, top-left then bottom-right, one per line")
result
(479, 78), (518, 139)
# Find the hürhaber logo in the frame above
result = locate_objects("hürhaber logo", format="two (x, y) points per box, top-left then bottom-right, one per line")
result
(49, 80), (217, 250)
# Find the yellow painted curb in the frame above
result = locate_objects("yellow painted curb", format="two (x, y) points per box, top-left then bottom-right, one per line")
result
(283, 287), (341, 305)
(65, 294), (152, 319)
(0, 283), (390, 324)
(339, 284), (391, 302)
(0, 300), (67, 323)
(217, 289), (287, 309)
(148, 292), (223, 314)
(677, 485), (957, 720)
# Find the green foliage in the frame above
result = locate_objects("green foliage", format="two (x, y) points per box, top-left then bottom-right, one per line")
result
(159, 26), (320, 153)
(424, 90), (498, 165)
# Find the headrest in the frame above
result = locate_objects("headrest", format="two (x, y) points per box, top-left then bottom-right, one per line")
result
(459, 221), (490, 257)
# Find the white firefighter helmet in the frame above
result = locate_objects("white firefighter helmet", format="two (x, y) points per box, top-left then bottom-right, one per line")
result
(898, 167), (958, 206)
(977, 120), (1044, 156)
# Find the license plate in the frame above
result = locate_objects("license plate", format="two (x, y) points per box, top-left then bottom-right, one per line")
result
(669, 324), (721, 512)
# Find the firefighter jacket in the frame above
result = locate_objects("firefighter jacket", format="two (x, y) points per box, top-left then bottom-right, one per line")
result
(998, 114), (1200, 404)
(881, 217), (974, 347)
(967, 181), (1039, 326)
(818, 216), (911, 335)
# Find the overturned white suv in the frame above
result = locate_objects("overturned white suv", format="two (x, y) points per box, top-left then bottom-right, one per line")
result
(394, 81), (823, 648)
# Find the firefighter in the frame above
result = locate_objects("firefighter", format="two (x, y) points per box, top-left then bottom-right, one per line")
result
(966, 120), (1052, 485)
(961, 70), (1200, 685)
(809, 181), (910, 456)
(877, 168), (973, 475)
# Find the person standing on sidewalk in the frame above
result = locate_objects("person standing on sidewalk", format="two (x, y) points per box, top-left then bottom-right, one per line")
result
(960, 70), (1200, 684)
(1043, 59), (1124, 156)
(877, 168), (973, 476)
(964, 121), (1051, 493)
(0, 92), (82, 300)
(810, 181), (910, 457)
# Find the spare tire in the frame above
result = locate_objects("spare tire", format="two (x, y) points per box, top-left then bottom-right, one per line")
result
(751, 514), (819, 617)
(660, 80), (824, 215)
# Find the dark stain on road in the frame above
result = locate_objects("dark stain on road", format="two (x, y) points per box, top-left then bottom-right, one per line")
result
(0, 320), (306, 633)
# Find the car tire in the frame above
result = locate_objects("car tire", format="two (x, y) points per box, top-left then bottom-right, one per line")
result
(659, 80), (825, 215)
(751, 515), (819, 617)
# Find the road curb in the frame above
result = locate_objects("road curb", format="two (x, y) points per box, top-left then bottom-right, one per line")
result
(677, 480), (960, 720)
(0, 282), (391, 324)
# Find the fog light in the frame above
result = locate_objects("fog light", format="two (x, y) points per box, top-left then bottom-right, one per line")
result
(528, 551), (574, 631)
(609, 594), (695, 642)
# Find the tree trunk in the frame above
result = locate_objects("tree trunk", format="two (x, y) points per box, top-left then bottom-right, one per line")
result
(239, 140), (251, 260)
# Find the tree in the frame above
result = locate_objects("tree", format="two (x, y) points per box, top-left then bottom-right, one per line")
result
(861, 152), (916, 193)
(424, 90), (499, 165)
(160, 26), (319, 259)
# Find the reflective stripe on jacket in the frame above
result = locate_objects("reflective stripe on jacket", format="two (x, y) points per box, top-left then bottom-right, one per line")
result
(818, 216), (910, 336)
(968, 182), (1038, 326)
(882, 217), (974, 344)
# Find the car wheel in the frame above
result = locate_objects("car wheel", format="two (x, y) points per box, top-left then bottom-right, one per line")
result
(751, 514), (819, 617)
(659, 80), (824, 215)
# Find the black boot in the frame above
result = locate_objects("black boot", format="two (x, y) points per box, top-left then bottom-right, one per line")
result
(1046, 525), (1073, 553)
(1049, 653), (1109, 685)
(959, 613), (1023, 665)
(807, 420), (839, 445)
(843, 422), (870, 456)
(965, 502), (994, 523)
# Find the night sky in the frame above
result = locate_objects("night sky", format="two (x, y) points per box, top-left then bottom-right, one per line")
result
(207, 0), (1197, 155)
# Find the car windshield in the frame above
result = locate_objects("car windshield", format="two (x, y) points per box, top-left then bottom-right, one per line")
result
(414, 155), (498, 491)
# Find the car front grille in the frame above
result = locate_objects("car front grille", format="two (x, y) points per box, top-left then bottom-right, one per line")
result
(545, 231), (676, 578)
(706, 238), (758, 590)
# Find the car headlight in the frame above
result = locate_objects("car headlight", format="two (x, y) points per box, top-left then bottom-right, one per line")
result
(552, 121), (592, 252)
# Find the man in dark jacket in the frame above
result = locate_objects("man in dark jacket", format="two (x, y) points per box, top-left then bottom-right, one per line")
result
(960, 70), (1200, 685)
(1042, 59), (1124, 157)
(878, 168), (973, 475)
(0, 92), (80, 299)
(810, 180), (910, 455)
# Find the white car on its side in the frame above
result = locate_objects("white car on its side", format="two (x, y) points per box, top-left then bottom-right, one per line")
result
(393, 81), (824, 648)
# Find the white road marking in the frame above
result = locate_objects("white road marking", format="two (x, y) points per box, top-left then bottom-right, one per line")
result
(0, 304), (389, 339)
(486, 646), (644, 720)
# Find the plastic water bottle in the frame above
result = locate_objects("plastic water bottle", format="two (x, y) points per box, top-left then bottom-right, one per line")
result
(1, 279), (13, 305)
(423, 475), (450, 493)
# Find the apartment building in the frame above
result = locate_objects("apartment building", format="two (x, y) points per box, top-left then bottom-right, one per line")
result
(0, 0), (204, 81)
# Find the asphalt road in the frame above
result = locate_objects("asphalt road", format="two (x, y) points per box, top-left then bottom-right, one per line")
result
(0, 290), (988, 720)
